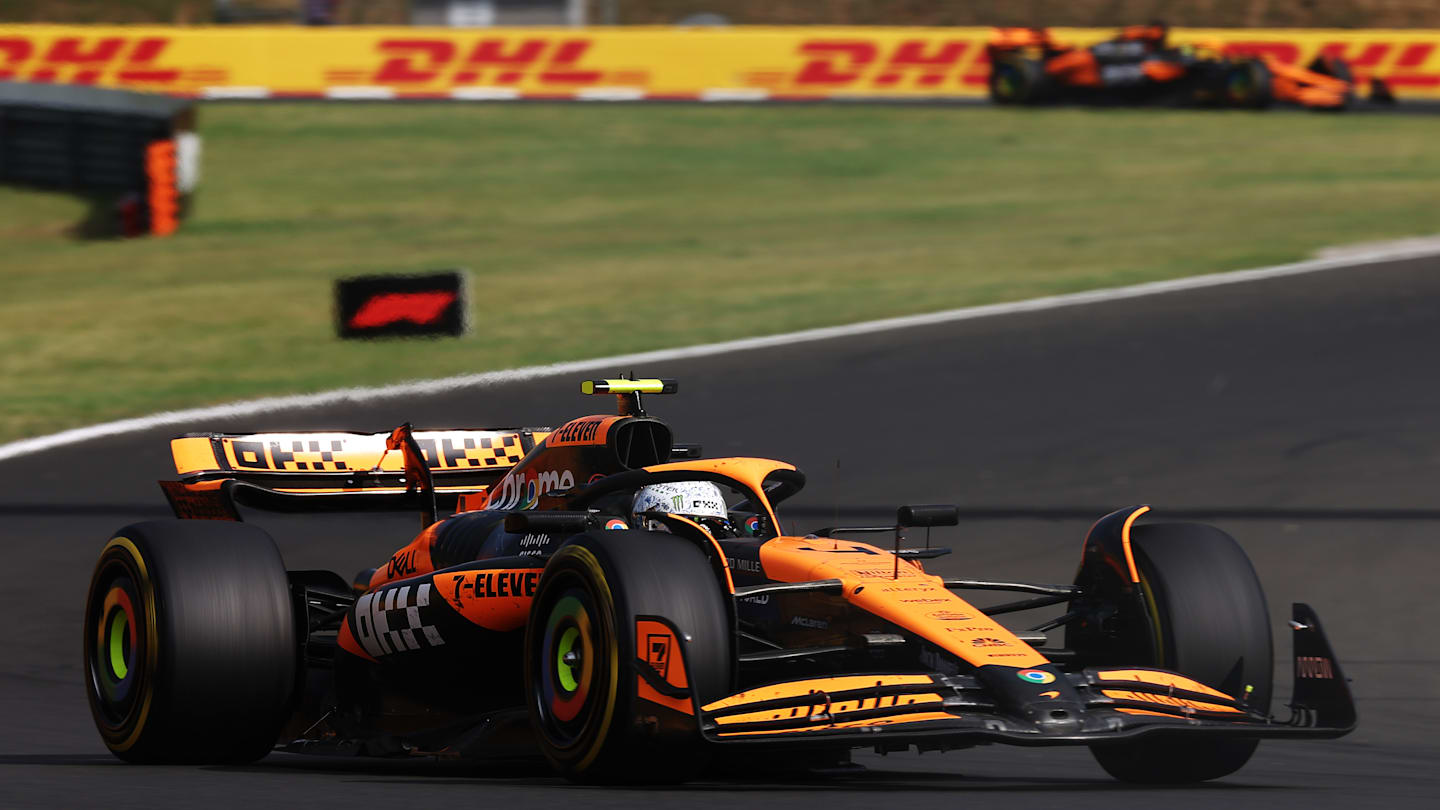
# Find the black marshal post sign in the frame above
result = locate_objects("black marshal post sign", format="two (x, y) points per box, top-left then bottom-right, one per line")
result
(336, 271), (469, 339)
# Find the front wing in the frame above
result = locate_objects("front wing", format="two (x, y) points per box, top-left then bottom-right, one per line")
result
(696, 603), (1354, 749)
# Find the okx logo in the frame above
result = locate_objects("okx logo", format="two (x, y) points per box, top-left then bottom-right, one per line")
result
(336, 271), (468, 339)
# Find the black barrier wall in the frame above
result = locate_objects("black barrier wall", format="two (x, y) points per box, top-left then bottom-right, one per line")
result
(0, 81), (198, 236)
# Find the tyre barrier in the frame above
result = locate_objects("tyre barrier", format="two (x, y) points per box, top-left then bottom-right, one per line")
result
(0, 81), (198, 237)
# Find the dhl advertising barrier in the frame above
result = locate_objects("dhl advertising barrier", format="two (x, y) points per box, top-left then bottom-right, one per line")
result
(2, 25), (1439, 101)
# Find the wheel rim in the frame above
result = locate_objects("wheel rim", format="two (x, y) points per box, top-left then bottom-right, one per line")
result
(1227, 67), (1256, 104)
(555, 625), (583, 693)
(535, 581), (608, 748)
(107, 610), (129, 679)
(993, 65), (1019, 99)
(86, 556), (148, 731)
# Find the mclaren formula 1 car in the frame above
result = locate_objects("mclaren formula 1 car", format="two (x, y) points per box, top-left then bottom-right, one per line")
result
(988, 24), (1388, 110)
(85, 379), (1355, 783)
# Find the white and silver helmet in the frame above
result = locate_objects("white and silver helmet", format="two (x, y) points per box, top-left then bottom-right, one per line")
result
(631, 481), (728, 523)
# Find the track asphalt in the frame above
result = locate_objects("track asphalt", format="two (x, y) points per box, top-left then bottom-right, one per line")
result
(3, 255), (1438, 807)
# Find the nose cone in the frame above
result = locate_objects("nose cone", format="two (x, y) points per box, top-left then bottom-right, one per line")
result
(1021, 700), (1085, 735)
(976, 664), (1087, 734)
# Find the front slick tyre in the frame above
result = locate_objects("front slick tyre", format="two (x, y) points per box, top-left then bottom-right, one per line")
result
(525, 530), (731, 784)
(83, 521), (297, 764)
(1091, 523), (1273, 784)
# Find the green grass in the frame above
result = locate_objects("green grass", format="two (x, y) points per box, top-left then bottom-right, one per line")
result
(2, 104), (1438, 443)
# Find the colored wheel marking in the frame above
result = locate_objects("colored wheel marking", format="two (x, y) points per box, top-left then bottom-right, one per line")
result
(553, 546), (620, 774)
(556, 626), (580, 692)
(99, 587), (133, 652)
(107, 610), (130, 680)
(89, 537), (158, 753)
(527, 546), (622, 771)
(545, 594), (595, 723)
(96, 584), (137, 702)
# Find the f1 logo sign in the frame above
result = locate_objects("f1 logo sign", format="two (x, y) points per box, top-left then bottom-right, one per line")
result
(336, 271), (468, 338)
(349, 292), (456, 329)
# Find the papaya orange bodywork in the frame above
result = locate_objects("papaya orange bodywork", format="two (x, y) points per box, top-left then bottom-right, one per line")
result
(1120, 505), (1150, 583)
(1142, 61), (1187, 82)
(169, 437), (218, 477)
(714, 693), (946, 727)
(1102, 690), (1244, 714)
(1046, 48), (1101, 85)
(431, 568), (537, 631)
(715, 711), (961, 737)
(635, 619), (693, 715)
(369, 523), (438, 590)
(337, 616), (377, 663)
(1265, 56), (1353, 108)
(1096, 669), (1235, 700)
(758, 537), (1048, 669)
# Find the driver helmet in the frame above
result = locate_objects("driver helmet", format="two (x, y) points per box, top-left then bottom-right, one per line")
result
(632, 481), (732, 535)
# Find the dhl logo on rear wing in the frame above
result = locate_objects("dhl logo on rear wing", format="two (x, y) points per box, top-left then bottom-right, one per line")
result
(162, 427), (551, 520)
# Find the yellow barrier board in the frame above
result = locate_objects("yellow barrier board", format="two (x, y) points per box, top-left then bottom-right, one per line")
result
(1, 25), (1438, 100)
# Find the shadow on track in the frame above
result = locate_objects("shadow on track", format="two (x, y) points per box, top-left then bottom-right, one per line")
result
(191, 755), (1297, 794)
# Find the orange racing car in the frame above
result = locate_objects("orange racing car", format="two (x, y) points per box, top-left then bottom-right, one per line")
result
(988, 24), (1388, 110)
(84, 379), (1355, 783)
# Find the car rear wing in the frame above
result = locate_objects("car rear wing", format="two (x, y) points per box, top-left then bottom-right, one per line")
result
(160, 425), (551, 520)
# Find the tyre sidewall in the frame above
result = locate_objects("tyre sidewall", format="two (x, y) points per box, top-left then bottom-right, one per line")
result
(1133, 523), (1273, 712)
(526, 530), (731, 782)
(84, 521), (297, 764)
(1090, 522), (1273, 783)
(990, 56), (1046, 104)
(1226, 60), (1273, 108)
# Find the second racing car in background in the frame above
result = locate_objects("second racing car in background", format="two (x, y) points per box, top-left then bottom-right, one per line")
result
(988, 23), (1393, 110)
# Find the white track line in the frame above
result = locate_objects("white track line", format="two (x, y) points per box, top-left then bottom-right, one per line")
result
(324, 86), (398, 100)
(575, 87), (647, 101)
(200, 86), (271, 100)
(2, 246), (1436, 463)
(699, 88), (771, 102)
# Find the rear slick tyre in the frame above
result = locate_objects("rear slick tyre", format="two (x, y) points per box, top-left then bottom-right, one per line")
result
(525, 530), (732, 784)
(1225, 60), (1273, 109)
(1089, 523), (1273, 784)
(989, 56), (1048, 104)
(83, 520), (297, 764)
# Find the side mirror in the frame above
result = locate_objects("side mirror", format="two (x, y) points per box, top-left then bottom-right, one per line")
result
(897, 504), (959, 528)
(504, 511), (591, 534)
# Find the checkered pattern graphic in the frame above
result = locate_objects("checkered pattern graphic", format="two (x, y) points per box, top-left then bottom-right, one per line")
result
(435, 432), (525, 468)
(352, 583), (444, 657)
(228, 438), (353, 471)
(276, 439), (349, 471)
(222, 431), (528, 473)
